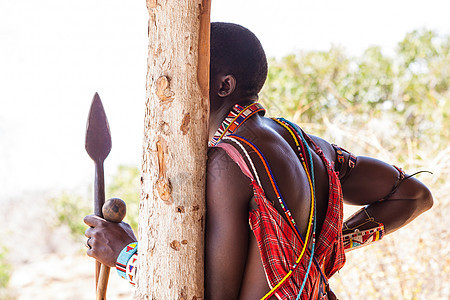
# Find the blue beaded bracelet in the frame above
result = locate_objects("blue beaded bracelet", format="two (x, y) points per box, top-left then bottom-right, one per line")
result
(116, 242), (138, 279)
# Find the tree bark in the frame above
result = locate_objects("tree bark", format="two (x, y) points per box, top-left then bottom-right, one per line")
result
(136, 0), (210, 299)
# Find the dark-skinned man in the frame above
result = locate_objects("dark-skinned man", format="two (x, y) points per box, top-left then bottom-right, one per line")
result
(84, 22), (433, 299)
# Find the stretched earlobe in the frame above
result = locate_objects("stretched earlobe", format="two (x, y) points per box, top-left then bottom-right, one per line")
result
(218, 75), (236, 97)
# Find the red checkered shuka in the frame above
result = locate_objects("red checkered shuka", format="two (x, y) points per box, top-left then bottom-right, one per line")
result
(216, 139), (345, 300)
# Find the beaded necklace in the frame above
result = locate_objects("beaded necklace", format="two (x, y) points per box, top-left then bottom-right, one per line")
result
(208, 102), (265, 147)
(274, 118), (318, 299)
(257, 118), (318, 299)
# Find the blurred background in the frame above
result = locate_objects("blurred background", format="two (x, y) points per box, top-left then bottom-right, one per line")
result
(0, 0), (448, 299)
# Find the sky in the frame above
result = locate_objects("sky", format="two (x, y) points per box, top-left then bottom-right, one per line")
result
(0, 0), (449, 200)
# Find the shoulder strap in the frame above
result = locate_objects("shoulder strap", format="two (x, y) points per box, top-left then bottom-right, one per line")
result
(215, 142), (255, 181)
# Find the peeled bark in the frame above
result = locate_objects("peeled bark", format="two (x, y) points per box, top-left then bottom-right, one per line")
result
(136, 0), (210, 299)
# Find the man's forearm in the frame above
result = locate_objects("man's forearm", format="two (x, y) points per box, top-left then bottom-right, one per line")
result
(342, 175), (433, 251)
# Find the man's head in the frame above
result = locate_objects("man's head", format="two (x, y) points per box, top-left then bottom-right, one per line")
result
(210, 22), (268, 102)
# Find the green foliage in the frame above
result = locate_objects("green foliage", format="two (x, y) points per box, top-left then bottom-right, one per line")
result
(49, 192), (91, 238)
(261, 29), (449, 163)
(106, 165), (140, 232)
(0, 246), (11, 289)
(50, 165), (140, 239)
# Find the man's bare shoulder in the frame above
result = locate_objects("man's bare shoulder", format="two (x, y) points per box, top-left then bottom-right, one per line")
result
(308, 134), (336, 163)
(207, 146), (241, 179)
(206, 146), (253, 204)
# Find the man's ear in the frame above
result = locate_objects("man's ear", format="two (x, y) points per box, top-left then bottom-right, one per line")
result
(218, 75), (236, 97)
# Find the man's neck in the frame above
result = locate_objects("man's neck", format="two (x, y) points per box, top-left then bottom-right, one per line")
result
(208, 97), (258, 141)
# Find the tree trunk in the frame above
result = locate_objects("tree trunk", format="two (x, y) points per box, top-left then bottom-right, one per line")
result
(136, 0), (210, 299)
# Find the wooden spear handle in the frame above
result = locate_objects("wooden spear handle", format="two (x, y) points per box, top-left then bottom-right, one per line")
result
(96, 265), (111, 300)
(96, 198), (127, 300)
(94, 162), (106, 287)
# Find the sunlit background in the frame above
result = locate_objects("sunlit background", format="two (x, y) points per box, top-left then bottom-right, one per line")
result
(0, 0), (448, 299)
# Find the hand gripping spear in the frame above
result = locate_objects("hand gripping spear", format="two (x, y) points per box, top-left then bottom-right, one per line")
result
(85, 93), (126, 300)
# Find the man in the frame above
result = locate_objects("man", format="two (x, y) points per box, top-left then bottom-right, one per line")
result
(84, 22), (433, 299)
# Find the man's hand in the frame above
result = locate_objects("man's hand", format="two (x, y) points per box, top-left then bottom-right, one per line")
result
(84, 215), (137, 268)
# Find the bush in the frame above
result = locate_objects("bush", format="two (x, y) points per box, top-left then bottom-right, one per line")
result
(0, 246), (11, 289)
(50, 165), (140, 239)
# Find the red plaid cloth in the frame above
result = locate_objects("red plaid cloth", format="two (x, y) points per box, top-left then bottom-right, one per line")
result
(216, 140), (345, 300)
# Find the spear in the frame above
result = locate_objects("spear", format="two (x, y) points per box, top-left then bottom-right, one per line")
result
(85, 92), (115, 299)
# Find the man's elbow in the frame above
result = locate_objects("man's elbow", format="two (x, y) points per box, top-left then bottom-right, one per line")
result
(416, 185), (433, 213)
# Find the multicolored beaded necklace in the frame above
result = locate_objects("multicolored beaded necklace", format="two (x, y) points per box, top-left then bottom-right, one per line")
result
(210, 103), (318, 299)
(274, 118), (318, 299)
(208, 102), (265, 147)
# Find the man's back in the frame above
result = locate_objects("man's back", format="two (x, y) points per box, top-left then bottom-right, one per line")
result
(206, 113), (340, 299)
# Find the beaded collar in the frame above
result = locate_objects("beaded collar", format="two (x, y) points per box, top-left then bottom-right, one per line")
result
(208, 102), (265, 147)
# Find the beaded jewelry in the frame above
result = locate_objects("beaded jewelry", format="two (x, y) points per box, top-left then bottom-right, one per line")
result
(342, 207), (385, 252)
(274, 118), (341, 298)
(125, 252), (138, 285)
(208, 102), (265, 147)
(116, 242), (138, 281)
(331, 144), (357, 182)
(272, 118), (318, 299)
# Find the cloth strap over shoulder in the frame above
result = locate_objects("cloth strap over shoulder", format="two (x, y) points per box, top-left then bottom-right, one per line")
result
(215, 142), (254, 181)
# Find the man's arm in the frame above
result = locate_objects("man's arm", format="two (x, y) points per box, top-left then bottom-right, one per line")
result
(205, 147), (254, 300)
(340, 154), (433, 235)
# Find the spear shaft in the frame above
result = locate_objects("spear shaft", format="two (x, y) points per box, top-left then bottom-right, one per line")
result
(94, 161), (105, 293)
(94, 162), (105, 217)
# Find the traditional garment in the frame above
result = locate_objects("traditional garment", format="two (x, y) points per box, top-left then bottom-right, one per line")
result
(215, 123), (346, 299)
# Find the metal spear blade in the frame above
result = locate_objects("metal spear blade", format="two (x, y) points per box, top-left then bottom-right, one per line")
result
(85, 93), (112, 162)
